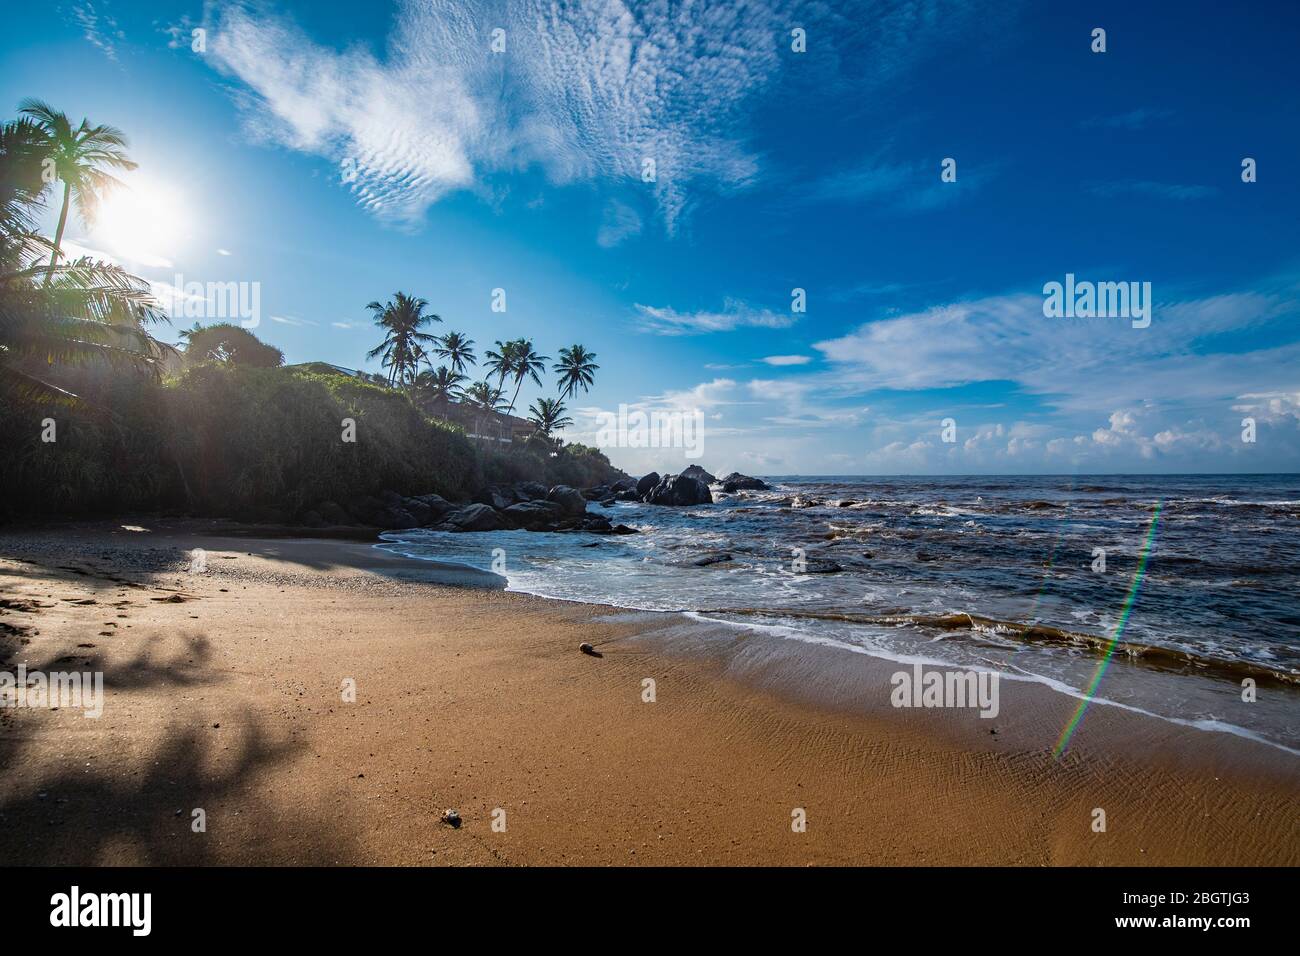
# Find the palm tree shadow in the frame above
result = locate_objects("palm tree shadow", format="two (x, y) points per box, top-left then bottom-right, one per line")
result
(0, 716), (356, 865)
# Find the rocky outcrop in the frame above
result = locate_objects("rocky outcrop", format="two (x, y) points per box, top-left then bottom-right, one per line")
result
(547, 485), (589, 517)
(645, 473), (712, 507)
(502, 500), (565, 529)
(437, 503), (507, 532)
(680, 464), (716, 485)
(635, 472), (660, 498)
(718, 472), (769, 492)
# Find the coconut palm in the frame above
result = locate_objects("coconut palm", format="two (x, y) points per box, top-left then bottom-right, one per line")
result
(554, 344), (599, 400)
(364, 291), (441, 386)
(412, 365), (466, 415)
(0, 244), (172, 404)
(503, 338), (548, 416)
(433, 330), (475, 376)
(527, 396), (573, 443)
(0, 117), (49, 247)
(482, 339), (516, 391)
(18, 100), (138, 282)
(464, 379), (506, 441)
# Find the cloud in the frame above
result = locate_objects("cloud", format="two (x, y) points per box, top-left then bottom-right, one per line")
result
(1088, 180), (1218, 201)
(761, 354), (812, 366)
(216, 248), (232, 256)
(596, 199), (642, 248)
(803, 154), (998, 211)
(71, 2), (124, 62)
(269, 315), (317, 327)
(634, 297), (797, 336)
(205, 0), (785, 231)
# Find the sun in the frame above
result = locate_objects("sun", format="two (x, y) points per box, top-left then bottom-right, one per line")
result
(90, 177), (188, 269)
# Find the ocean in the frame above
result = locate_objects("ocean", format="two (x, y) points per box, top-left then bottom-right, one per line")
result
(378, 474), (1300, 754)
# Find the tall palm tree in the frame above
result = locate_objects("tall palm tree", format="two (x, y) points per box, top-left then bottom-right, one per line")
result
(364, 291), (441, 386)
(464, 379), (506, 442)
(503, 338), (548, 417)
(19, 100), (137, 282)
(554, 344), (599, 400)
(412, 365), (465, 415)
(434, 330), (475, 376)
(482, 339), (516, 392)
(527, 396), (573, 443)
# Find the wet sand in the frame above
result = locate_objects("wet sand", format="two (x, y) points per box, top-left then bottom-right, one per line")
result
(0, 524), (1296, 865)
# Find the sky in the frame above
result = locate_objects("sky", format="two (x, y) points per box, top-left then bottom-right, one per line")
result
(3, 0), (1299, 475)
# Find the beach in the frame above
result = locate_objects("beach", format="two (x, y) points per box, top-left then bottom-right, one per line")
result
(0, 523), (1296, 867)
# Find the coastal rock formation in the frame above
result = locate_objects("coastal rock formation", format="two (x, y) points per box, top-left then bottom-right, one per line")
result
(437, 503), (507, 532)
(502, 500), (564, 529)
(547, 485), (589, 517)
(718, 472), (768, 492)
(645, 473), (713, 507)
(680, 464), (716, 485)
(636, 472), (661, 498)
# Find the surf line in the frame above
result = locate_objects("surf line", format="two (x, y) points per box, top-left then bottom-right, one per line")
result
(1053, 498), (1164, 758)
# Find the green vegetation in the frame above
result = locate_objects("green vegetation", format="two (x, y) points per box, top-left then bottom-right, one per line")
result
(0, 101), (622, 523)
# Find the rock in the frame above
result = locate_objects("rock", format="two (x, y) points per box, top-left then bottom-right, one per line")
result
(611, 477), (638, 493)
(408, 493), (455, 522)
(441, 809), (462, 828)
(300, 510), (325, 528)
(599, 497), (616, 507)
(692, 552), (733, 567)
(578, 514), (613, 533)
(379, 489), (404, 508)
(615, 489), (640, 502)
(474, 485), (514, 510)
(547, 485), (589, 517)
(376, 507), (417, 530)
(718, 472), (768, 491)
(579, 642), (602, 657)
(803, 559), (843, 574)
(646, 473), (712, 507)
(438, 503), (507, 532)
(502, 500), (564, 529)
(349, 495), (384, 524)
(515, 481), (549, 501)
(680, 464), (716, 485)
(635, 472), (661, 498)
(790, 496), (819, 509)
(582, 486), (609, 501)
(611, 524), (639, 535)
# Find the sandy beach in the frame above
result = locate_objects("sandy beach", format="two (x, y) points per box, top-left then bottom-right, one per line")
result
(0, 523), (1296, 866)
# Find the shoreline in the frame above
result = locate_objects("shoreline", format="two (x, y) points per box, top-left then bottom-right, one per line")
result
(1, 522), (1296, 865)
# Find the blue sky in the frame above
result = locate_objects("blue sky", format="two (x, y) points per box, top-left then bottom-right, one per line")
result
(4, 0), (1300, 475)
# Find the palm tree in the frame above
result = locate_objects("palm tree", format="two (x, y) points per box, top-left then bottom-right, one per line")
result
(464, 379), (506, 442)
(1, 243), (172, 404)
(364, 291), (441, 386)
(412, 365), (465, 415)
(554, 344), (599, 400)
(0, 117), (48, 247)
(19, 100), (138, 282)
(527, 396), (573, 444)
(503, 338), (548, 417)
(434, 330), (475, 376)
(482, 339), (516, 392)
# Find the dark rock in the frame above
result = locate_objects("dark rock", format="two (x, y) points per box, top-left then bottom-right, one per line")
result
(680, 464), (716, 485)
(718, 472), (768, 491)
(599, 497), (616, 507)
(611, 477), (638, 493)
(646, 473), (713, 507)
(790, 496), (819, 509)
(439, 503), (507, 532)
(579, 642), (602, 657)
(635, 472), (661, 498)
(350, 495), (384, 524)
(547, 485), (589, 517)
(514, 481), (549, 501)
(379, 489), (404, 508)
(803, 559), (843, 574)
(582, 486), (609, 501)
(502, 500), (564, 529)
(474, 486), (513, 510)
(692, 552), (733, 567)
(408, 494), (454, 522)
(376, 507), (417, 530)
(441, 809), (462, 828)
(611, 524), (639, 535)
(615, 490), (640, 502)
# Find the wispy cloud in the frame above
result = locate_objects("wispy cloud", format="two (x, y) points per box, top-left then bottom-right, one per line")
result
(761, 354), (812, 366)
(596, 199), (642, 248)
(803, 154), (999, 212)
(71, 1), (124, 62)
(270, 315), (317, 327)
(634, 298), (797, 336)
(1079, 107), (1175, 130)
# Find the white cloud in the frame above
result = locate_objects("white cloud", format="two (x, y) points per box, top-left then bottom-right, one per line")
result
(216, 248), (232, 256)
(270, 315), (317, 327)
(596, 199), (642, 248)
(760, 354), (812, 366)
(634, 297), (797, 335)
